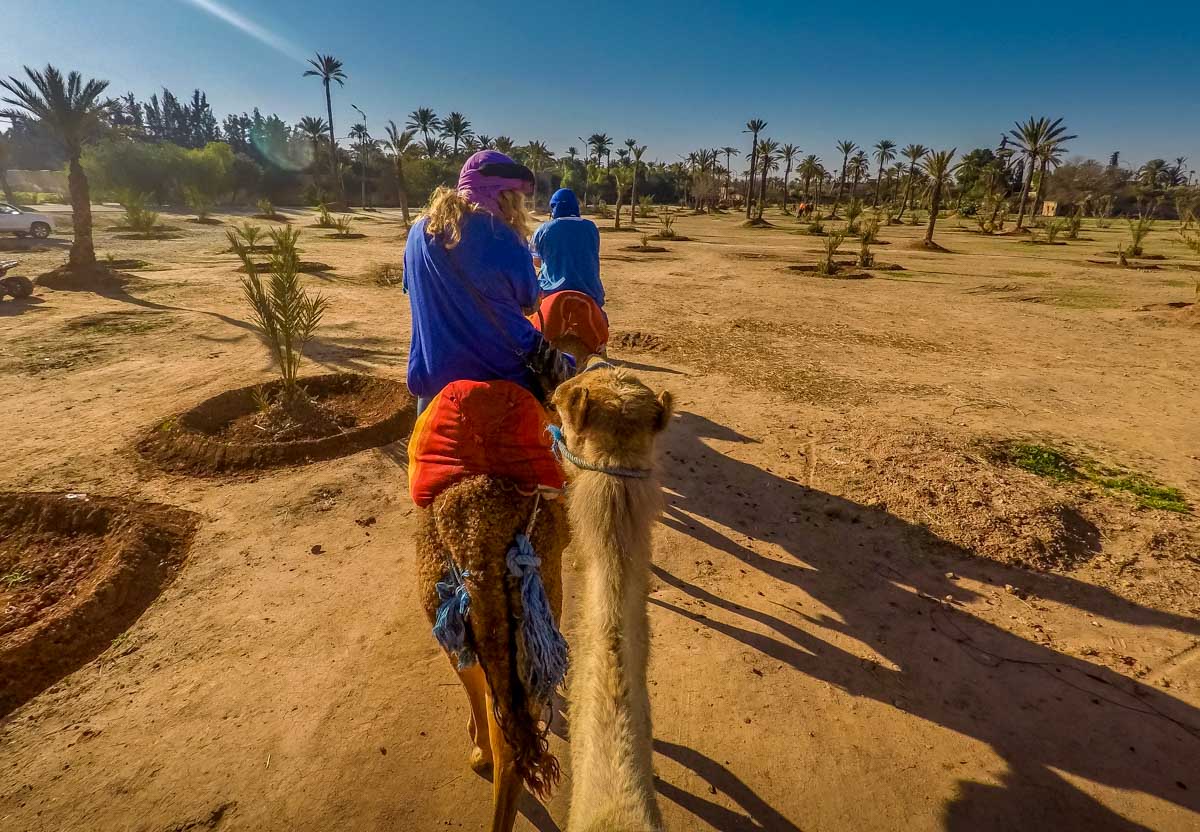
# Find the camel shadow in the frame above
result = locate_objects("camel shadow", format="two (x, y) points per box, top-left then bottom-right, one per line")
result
(654, 410), (1200, 830)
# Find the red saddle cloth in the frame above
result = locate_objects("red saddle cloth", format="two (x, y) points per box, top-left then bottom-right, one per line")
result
(407, 379), (564, 508)
(530, 290), (609, 356)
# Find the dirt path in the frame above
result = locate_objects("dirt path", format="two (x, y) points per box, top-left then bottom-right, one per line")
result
(2, 208), (1198, 830)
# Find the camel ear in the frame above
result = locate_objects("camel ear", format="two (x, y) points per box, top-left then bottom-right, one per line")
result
(560, 385), (590, 432)
(654, 390), (674, 433)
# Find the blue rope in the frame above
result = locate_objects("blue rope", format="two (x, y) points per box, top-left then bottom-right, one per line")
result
(547, 423), (651, 479)
(432, 560), (476, 670)
(507, 532), (568, 704)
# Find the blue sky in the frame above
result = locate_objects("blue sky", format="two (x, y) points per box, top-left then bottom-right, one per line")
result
(6, 0), (1199, 173)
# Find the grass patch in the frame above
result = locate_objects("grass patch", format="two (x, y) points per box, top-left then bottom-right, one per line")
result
(1, 568), (33, 589)
(992, 441), (1189, 512)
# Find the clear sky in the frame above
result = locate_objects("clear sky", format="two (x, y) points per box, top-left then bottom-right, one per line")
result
(6, 0), (1199, 173)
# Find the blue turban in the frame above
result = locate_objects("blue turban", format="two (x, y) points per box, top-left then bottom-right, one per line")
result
(549, 188), (581, 219)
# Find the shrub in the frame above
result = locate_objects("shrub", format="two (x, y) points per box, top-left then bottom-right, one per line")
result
(369, 262), (404, 287)
(315, 202), (335, 228)
(1179, 229), (1200, 255)
(845, 199), (864, 234)
(818, 232), (845, 276)
(595, 200), (613, 219)
(183, 185), (214, 221)
(333, 215), (356, 237)
(1066, 211), (1083, 240)
(256, 197), (280, 219)
(908, 210), (923, 226)
(1127, 215), (1154, 257)
(118, 190), (158, 232)
(233, 226), (328, 402)
(858, 236), (874, 268)
(806, 219), (825, 235)
(638, 195), (655, 218)
(226, 222), (265, 256)
(1044, 219), (1065, 244)
(657, 208), (677, 239)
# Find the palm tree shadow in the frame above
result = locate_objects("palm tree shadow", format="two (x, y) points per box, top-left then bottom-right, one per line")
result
(653, 410), (1200, 828)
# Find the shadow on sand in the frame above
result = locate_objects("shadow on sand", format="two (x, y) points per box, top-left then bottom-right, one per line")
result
(648, 411), (1199, 830)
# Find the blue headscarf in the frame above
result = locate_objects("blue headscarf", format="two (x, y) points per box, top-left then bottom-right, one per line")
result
(549, 188), (581, 219)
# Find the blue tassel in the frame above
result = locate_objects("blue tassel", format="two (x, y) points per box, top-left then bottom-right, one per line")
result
(507, 533), (569, 704)
(432, 561), (476, 670)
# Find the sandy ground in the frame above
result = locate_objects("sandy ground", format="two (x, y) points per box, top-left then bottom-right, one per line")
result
(2, 204), (1198, 831)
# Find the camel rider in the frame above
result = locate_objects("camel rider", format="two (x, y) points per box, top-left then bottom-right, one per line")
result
(527, 188), (609, 357)
(531, 188), (604, 309)
(404, 151), (573, 414)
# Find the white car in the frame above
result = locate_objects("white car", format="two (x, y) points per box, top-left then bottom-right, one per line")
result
(0, 203), (54, 238)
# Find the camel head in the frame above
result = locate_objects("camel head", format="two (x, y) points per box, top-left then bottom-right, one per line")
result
(552, 358), (673, 470)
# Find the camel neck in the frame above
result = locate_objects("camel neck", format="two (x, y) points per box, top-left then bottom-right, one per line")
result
(567, 472), (663, 832)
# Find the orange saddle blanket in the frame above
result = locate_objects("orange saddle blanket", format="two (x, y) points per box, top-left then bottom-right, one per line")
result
(407, 380), (564, 508)
(530, 290), (609, 357)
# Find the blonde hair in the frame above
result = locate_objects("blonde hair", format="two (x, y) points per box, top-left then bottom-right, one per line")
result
(424, 185), (532, 249)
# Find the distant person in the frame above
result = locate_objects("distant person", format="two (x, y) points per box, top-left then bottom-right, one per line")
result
(404, 150), (571, 413)
(528, 188), (608, 359)
(532, 188), (604, 308)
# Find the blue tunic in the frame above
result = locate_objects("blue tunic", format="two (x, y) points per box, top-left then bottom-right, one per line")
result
(404, 212), (542, 398)
(531, 216), (604, 307)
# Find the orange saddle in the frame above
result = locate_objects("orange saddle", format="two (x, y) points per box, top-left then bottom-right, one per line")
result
(407, 380), (564, 508)
(530, 290), (609, 357)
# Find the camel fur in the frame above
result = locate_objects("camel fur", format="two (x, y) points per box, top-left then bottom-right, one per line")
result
(552, 361), (673, 832)
(416, 474), (569, 831)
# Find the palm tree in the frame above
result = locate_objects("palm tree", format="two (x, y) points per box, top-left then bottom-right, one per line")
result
(524, 140), (553, 208)
(897, 144), (928, 219)
(831, 139), (857, 218)
(850, 150), (869, 197)
(755, 139), (779, 218)
(1007, 117), (1075, 229)
(798, 154), (821, 203)
(720, 145), (740, 201)
(586, 133), (612, 166)
(349, 122), (371, 208)
(440, 112), (472, 156)
(779, 143), (800, 212)
(385, 120), (416, 226)
(421, 136), (447, 158)
(1, 65), (110, 268)
(297, 116), (328, 174)
(628, 142), (647, 225)
(888, 162), (906, 204)
(0, 132), (14, 203)
(493, 136), (516, 155)
(303, 53), (347, 203)
(743, 119), (766, 217)
(566, 146), (578, 161)
(406, 108), (440, 145)
(475, 134), (494, 150)
(920, 149), (958, 246)
(871, 139), (896, 207)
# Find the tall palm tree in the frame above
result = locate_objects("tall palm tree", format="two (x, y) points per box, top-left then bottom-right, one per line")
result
(406, 108), (440, 145)
(779, 143), (800, 212)
(871, 139), (896, 207)
(1, 65), (110, 268)
(1007, 116), (1074, 229)
(475, 134), (494, 150)
(831, 139), (857, 218)
(421, 136), (447, 158)
(586, 133), (612, 166)
(523, 140), (553, 208)
(756, 138), (779, 218)
(743, 119), (766, 217)
(850, 150), (869, 196)
(348, 123), (374, 208)
(888, 161), (906, 204)
(298, 115), (328, 172)
(303, 53), (347, 203)
(566, 146), (578, 161)
(493, 136), (516, 155)
(628, 142), (647, 225)
(720, 145), (740, 201)
(798, 154), (821, 203)
(897, 144), (928, 219)
(920, 148), (958, 246)
(440, 112), (472, 156)
(384, 120), (416, 226)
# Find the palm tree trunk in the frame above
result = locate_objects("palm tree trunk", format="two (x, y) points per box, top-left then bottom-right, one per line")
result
(744, 137), (758, 218)
(67, 155), (95, 269)
(1032, 158), (1049, 218)
(1014, 158), (1033, 230)
(873, 161), (884, 207)
(323, 81), (343, 205)
(629, 166), (638, 227)
(832, 159), (847, 218)
(782, 166), (791, 213)
(925, 182), (941, 245)
(898, 165), (917, 219)
(758, 162), (769, 219)
(396, 160), (411, 226)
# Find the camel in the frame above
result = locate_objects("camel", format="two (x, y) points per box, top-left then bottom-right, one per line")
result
(416, 474), (570, 832)
(551, 360), (673, 832)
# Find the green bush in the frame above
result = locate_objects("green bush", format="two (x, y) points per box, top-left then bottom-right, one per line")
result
(83, 139), (234, 205)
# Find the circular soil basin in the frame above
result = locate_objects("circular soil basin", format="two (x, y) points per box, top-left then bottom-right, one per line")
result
(0, 493), (198, 717)
(139, 372), (417, 472)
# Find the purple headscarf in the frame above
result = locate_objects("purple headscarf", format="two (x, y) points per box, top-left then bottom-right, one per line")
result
(457, 150), (535, 216)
